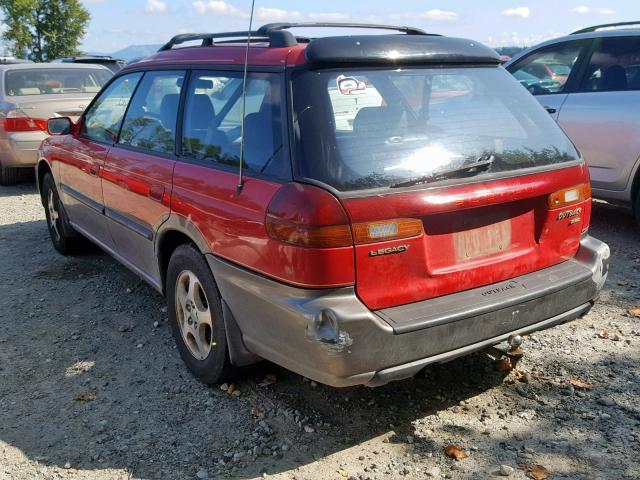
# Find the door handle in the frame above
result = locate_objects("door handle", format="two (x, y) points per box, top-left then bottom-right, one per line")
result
(544, 106), (557, 114)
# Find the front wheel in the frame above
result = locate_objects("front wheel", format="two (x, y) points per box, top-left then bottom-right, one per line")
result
(42, 173), (80, 255)
(167, 244), (235, 384)
(634, 191), (640, 229)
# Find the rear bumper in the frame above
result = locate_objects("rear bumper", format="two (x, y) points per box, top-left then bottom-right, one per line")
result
(0, 133), (46, 167)
(209, 235), (609, 387)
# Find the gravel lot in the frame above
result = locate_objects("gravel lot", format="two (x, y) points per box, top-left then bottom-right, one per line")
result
(1, 179), (639, 480)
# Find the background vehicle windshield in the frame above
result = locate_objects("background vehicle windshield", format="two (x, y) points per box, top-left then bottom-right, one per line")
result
(292, 66), (579, 191)
(4, 68), (112, 96)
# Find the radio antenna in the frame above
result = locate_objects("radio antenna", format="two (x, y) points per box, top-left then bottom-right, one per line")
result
(237, 0), (256, 194)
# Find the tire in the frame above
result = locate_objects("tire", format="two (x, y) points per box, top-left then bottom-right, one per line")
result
(167, 244), (235, 384)
(634, 191), (640, 229)
(42, 173), (79, 255)
(0, 164), (19, 185)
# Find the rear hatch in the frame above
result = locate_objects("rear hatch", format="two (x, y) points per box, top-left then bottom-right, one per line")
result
(291, 65), (591, 310)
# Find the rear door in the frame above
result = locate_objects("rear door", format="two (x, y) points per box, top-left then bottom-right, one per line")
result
(171, 69), (290, 275)
(506, 40), (590, 119)
(554, 36), (640, 193)
(59, 72), (142, 247)
(102, 70), (185, 285)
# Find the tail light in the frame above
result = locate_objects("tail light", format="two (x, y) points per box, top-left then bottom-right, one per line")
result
(548, 183), (591, 209)
(3, 109), (48, 132)
(265, 183), (353, 248)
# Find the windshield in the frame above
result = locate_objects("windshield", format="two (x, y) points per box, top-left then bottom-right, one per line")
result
(4, 68), (112, 96)
(291, 66), (579, 191)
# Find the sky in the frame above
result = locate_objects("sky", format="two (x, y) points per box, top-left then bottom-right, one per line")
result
(76, 0), (640, 52)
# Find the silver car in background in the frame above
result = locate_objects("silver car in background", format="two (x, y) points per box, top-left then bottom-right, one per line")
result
(0, 63), (112, 184)
(504, 21), (640, 225)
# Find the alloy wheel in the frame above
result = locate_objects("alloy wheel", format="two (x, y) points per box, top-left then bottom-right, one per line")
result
(47, 190), (61, 242)
(174, 270), (214, 360)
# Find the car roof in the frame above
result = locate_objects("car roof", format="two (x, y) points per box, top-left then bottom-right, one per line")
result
(120, 22), (500, 72)
(0, 62), (113, 71)
(505, 26), (640, 67)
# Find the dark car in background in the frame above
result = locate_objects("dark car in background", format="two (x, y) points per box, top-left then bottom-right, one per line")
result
(52, 55), (125, 73)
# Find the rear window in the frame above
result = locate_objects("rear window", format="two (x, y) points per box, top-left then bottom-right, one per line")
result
(4, 68), (112, 96)
(292, 66), (579, 191)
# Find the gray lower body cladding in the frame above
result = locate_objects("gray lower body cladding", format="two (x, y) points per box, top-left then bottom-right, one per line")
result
(208, 235), (609, 387)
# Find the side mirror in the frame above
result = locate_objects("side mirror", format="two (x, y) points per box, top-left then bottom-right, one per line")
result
(47, 117), (72, 135)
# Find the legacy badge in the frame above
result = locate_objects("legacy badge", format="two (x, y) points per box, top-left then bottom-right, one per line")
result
(369, 244), (410, 257)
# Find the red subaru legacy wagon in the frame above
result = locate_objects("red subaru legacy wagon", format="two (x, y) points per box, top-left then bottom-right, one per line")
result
(37, 23), (610, 387)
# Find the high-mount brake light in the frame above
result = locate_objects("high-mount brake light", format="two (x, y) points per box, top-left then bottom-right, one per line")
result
(548, 183), (590, 209)
(352, 219), (423, 244)
(265, 183), (353, 248)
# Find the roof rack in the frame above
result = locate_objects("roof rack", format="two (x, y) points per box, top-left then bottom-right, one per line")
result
(257, 22), (429, 36)
(571, 21), (640, 35)
(158, 22), (432, 51)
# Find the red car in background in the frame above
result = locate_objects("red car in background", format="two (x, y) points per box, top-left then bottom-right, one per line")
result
(36, 23), (609, 387)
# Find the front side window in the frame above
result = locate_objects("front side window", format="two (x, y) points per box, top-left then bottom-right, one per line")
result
(579, 37), (640, 92)
(508, 41), (585, 95)
(4, 68), (112, 96)
(118, 71), (185, 155)
(180, 71), (289, 179)
(82, 72), (143, 143)
(292, 66), (579, 192)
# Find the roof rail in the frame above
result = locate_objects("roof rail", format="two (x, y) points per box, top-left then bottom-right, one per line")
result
(571, 21), (640, 35)
(158, 22), (433, 52)
(258, 22), (430, 36)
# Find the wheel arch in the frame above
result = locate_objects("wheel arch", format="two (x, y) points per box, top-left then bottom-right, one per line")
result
(631, 155), (640, 211)
(36, 159), (53, 205)
(156, 215), (211, 294)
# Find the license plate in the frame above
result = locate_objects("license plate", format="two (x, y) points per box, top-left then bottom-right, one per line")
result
(453, 218), (512, 261)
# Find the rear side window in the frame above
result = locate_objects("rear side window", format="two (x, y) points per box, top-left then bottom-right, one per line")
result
(508, 41), (585, 95)
(4, 68), (112, 96)
(292, 67), (579, 192)
(579, 37), (640, 92)
(118, 70), (185, 155)
(180, 71), (289, 180)
(82, 72), (143, 143)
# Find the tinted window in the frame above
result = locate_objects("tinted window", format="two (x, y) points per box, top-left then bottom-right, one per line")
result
(292, 67), (579, 192)
(118, 71), (185, 155)
(82, 73), (142, 143)
(181, 71), (289, 179)
(579, 37), (640, 92)
(4, 68), (112, 96)
(508, 41), (584, 95)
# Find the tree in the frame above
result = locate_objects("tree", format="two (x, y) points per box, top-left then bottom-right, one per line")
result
(0, 0), (90, 62)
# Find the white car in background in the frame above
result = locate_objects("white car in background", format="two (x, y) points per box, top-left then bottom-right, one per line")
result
(0, 63), (112, 184)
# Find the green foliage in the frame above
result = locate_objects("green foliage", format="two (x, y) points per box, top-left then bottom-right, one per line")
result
(0, 0), (90, 62)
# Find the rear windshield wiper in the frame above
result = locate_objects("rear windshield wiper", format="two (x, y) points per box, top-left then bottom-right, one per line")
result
(389, 155), (494, 189)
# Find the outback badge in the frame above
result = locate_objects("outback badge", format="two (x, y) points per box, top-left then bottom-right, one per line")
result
(557, 207), (582, 221)
(369, 244), (410, 257)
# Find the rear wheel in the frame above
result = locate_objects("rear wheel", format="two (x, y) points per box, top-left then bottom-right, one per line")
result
(167, 244), (234, 384)
(0, 162), (19, 185)
(635, 191), (640, 228)
(42, 173), (79, 255)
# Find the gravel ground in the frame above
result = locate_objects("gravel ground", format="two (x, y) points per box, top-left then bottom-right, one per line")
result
(1, 179), (639, 480)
